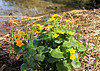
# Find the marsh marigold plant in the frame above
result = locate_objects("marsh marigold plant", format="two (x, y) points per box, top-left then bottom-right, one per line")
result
(13, 14), (86, 71)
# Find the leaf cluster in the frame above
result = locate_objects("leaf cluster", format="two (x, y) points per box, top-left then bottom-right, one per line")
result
(14, 14), (86, 71)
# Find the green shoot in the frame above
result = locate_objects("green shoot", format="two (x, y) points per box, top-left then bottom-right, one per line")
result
(30, 32), (33, 41)
(93, 54), (99, 67)
(90, 37), (98, 55)
(76, 26), (81, 41)
(9, 45), (12, 57)
(26, 26), (28, 34)
(83, 39), (86, 46)
(76, 26), (81, 55)
(26, 34), (29, 42)
(81, 40), (90, 60)
(11, 28), (13, 37)
(22, 35), (25, 40)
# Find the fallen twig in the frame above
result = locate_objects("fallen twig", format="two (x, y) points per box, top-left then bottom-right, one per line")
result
(0, 64), (7, 71)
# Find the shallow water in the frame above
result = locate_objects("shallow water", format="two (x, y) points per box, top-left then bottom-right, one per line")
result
(0, 0), (87, 35)
(0, 0), (65, 17)
(0, 0), (87, 17)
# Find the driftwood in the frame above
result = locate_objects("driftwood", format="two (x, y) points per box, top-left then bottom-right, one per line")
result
(0, 16), (27, 18)
(0, 14), (48, 23)
(0, 14), (49, 34)
(0, 34), (10, 39)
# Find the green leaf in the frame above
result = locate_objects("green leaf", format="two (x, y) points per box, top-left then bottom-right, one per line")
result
(42, 48), (49, 53)
(30, 69), (34, 71)
(62, 40), (72, 48)
(34, 54), (45, 61)
(74, 53), (79, 58)
(71, 54), (81, 68)
(21, 40), (27, 48)
(28, 49), (36, 56)
(63, 36), (86, 51)
(20, 63), (35, 71)
(63, 60), (72, 71)
(78, 43), (86, 51)
(55, 39), (63, 44)
(20, 63), (27, 71)
(60, 46), (69, 58)
(26, 40), (35, 49)
(73, 41), (80, 48)
(14, 40), (27, 54)
(38, 33), (50, 41)
(69, 37), (86, 51)
(53, 42), (57, 48)
(54, 27), (59, 31)
(48, 57), (59, 63)
(22, 40), (27, 44)
(37, 46), (45, 54)
(27, 56), (34, 65)
(33, 39), (40, 47)
(56, 61), (67, 71)
(14, 43), (22, 54)
(63, 37), (75, 48)
(51, 47), (64, 58)
(71, 60), (81, 68)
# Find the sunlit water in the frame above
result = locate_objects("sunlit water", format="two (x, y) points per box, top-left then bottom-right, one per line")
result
(0, 0), (66, 17)
(0, 0), (85, 35)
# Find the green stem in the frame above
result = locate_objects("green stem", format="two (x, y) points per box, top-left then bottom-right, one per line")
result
(90, 37), (98, 55)
(11, 28), (13, 37)
(81, 40), (90, 60)
(26, 34), (28, 42)
(30, 32), (33, 41)
(9, 45), (12, 57)
(93, 54), (99, 67)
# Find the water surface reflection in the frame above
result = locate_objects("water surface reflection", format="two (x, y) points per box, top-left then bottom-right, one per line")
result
(0, 0), (66, 16)
(0, 0), (85, 35)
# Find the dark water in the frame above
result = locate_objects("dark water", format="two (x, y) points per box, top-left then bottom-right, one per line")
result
(0, 0), (88, 17)
(0, 0), (64, 17)
(0, 0), (88, 35)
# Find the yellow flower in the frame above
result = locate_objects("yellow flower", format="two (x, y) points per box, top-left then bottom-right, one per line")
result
(68, 48), (76, 54)
(64, 19), (70, 23)
(69, 21), (75, 23)
(52, 14), (62, 19)
(16, 40), (24, 47)
(53, 34), (59, 38)
(49, 17), (55, 21)
(19, 31), (26, 35)
(58, 31), (64, 34)
(39, 27), (42, 30)
(36, 24), (41, 27)
(70, 54), (76, 61)
(47, 25), (53, 28)
(14, 34), (20, 37)
(32, 24), (36, 27)
(67, 31), (75, 35)
(14, 38), (21, 43)
(24, 70), (26, 71)
(33, 30), (38, 34)
(47, 22), (51, 24)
